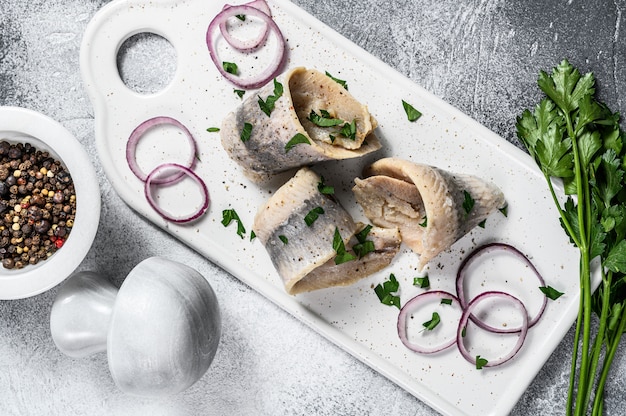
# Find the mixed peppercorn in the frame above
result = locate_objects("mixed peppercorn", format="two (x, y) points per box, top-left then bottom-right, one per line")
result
(0, 140), (76, 269)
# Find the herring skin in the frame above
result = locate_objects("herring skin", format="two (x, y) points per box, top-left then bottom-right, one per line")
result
(254, 167), (401, 295)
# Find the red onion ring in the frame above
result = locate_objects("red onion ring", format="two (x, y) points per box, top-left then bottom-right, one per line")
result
(206, 4), (286, 89)
(219, 0), (272, 51)
(456, 243), (547, 333)
(126, 116), (198, 184)
(144, 163), (210, 224)
(456, 291), (529, 368)
(397, 291), (462, 354)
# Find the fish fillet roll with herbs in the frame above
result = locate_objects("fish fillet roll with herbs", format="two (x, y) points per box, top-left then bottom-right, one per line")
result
(221, 67), (381, 182)
(353, 158), (506, 270)
(253, 167), (401, 295)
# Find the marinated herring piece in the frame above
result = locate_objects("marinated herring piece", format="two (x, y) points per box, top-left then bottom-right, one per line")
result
(353, 158), (506, 269)
(253, 167), (401, 295)
(221, 67), (381, 181)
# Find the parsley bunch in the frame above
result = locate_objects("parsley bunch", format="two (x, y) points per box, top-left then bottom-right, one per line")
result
(516, 59), (626, 416)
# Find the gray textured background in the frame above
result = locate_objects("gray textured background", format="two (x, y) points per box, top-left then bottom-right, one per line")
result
(2, 0), (626, 415)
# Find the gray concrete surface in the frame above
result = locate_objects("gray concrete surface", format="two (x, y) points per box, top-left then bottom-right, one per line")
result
(2, 0), (626, 415)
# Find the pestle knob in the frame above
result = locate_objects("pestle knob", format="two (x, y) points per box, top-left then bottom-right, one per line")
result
(50, 257), (221, 397)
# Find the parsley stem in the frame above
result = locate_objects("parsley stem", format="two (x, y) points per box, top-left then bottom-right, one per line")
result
(584, 270), (611, 410)
(592, 301), (626, 415)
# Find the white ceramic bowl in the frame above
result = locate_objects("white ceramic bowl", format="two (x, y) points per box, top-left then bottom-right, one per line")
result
(0, 107), (100, 300)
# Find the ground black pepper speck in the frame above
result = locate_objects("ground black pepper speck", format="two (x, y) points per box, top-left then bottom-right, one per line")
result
(0, 140), (76, 269)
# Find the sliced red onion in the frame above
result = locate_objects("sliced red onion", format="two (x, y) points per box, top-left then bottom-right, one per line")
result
(219, 0), (272, 51)
(456, 291), (529, 368)
(144, 163), (209, 224)
(206, 4), (286, 89)
(456, 242), (547, 333)
(397, 290), (462, 354)
(126, 116), (198, 184)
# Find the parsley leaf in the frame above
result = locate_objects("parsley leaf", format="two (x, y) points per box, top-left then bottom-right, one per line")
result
(475, 355), (488, 370)
(206, 127), (220, 132)
(539, 285), (565, 300)
(304, 207), (324, 226)
(325, 71), (348, 90)
(340, 120), (357, 140)
(222, 61), (238, 75)
(333, 227), (356, 264)
(240, 122), (253, 142)
(221, 209), (246, 239)
(308, 109), (345, 127)
(604, 239), (626, 273)
(402, 100), (422, 122)
(317, 176), (335, 195)
(258, 78), (283, 116)
(352, 224), (375, 258)
(413, 275), (430, 288)
(462, 190), (475, 216)
(422, 312), (440, 330)
(234, 89), (245, 98)
(279, 235), (288, 244)
(353, 240), (375, 258)
(285, 133), (310, 152)
(374, 273), (401, 309)
(537, 59), (595, 114)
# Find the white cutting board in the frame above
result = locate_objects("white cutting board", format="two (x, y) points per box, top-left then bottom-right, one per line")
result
(80, 1), (583, 415)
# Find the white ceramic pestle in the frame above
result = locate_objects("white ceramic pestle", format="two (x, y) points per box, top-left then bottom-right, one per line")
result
(50, 257), (221, 397)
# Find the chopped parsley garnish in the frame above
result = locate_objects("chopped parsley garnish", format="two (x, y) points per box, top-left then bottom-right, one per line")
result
(240, 122), (253, 142)
(478, 219), (487, 228)
(353, 240), (375, 259)
(475, 355), (488, 370)
(206, 127), (220, 132)
(317, 176), (335, 195)
(221, 209), (246, 238)
(223, 61), (238, 75)
(325, 71), (348, 90)
(413, 275), (430, 288)
(308, 109), (345, 127)
(374, 273), (401, 309)
(285, 133), (310, 152)
(250, 230), (256, 241)
(304, 207), (324, 226)
(441, 298), (453, 305)
(462, 190), (475, 216)
(402, 99), (422, 122)
(499, 204), (508, 217)
(540, 285), (564, 300)
(236, 14), (246, 21)
(258, 78), (283, 116)
(422, 312), (441, 330)
(352, 224), (375, 258)
(419, 216), (427, 227)
(355, 224), (373, 243)
(333, 227), (356, 264)
(340, 119), (357, 140)
(279, 235), (288, 244)
(234, 89), (245, 98)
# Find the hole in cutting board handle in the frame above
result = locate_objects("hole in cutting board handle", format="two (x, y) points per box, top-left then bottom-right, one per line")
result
(116, 32), (177, 95)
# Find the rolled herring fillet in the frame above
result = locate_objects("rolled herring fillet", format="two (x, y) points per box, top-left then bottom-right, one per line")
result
(254, 167), (401, 295)
(353, 157), (506, 269)
(221, 67), (381, 181)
